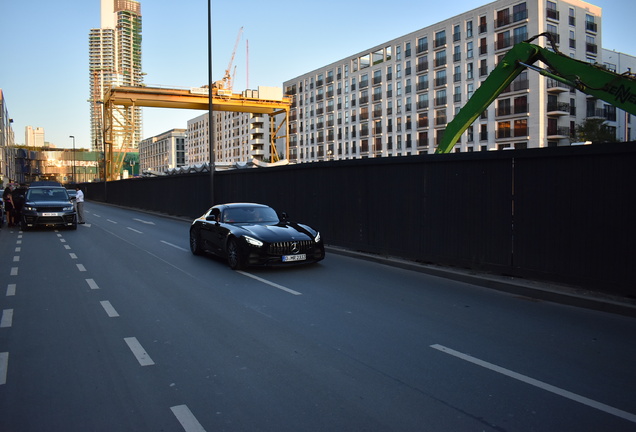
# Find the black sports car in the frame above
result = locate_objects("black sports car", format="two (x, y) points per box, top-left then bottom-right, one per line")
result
(189, 203), (325, 269)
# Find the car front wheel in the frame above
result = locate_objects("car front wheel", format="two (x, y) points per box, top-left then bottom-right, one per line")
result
(226, 237), (246, 270)
(190, 228), (203, 255)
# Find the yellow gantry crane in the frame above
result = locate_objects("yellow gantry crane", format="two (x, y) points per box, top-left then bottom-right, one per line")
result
(102, 84), (292, 180)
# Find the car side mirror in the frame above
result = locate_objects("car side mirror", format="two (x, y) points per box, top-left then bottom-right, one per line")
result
(206, 215), (218, 223)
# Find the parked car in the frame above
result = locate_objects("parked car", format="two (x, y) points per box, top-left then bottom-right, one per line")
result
(189, 203), (325, 269)
(20, 182), (77, 230)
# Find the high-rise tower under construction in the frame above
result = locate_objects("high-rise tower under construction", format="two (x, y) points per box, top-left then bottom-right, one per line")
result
(89, 0), (143, 152)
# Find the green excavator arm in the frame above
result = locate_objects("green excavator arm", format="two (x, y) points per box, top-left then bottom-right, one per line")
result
(436, 33), (636, 154)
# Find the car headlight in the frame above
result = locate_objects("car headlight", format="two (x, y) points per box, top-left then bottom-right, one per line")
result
(24, 206), (35, 211)
(244, 236), (264, 247)
(315, 232), (322, 243)
(63, 206), (74, 211)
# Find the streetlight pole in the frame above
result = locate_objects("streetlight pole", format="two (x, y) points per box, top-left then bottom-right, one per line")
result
(208, 0), (215, 205)
(69, 135), (76, 184)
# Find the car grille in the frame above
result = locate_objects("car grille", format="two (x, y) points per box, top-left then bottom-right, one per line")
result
(268, 240), (315, 255)
(47, 206), (67, 211)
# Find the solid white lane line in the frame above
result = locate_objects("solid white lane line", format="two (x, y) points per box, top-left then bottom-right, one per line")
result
(100, 301), (120, 317)
(133, 218), (155, 225)
(0, 352), (7, 385)
(86, 279), (100, 290)
(0, 309), (13, 328)
(76, 264), (87, 272)
(10, 268), (18, 276)
(127, 227), (143, 234)
(161, 240), (188, 252)
(6, 284), (16, 296)
(124, 337), (155, 366)
(431, 344), (636, 424)
(170, 405), (207, 432)
(237, 271), (302, 296)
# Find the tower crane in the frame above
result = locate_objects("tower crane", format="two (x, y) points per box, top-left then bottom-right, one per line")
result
(216, 27), (244, 95)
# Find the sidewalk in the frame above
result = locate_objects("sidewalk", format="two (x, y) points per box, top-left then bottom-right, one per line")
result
(327, 246), (636, 318)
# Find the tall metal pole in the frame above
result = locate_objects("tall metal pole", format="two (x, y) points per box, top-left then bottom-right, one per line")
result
(69, 135), (76, 183)
(208, 0), (215, 205)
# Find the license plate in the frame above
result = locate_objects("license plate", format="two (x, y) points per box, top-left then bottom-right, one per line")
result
(42, 212), (58, 216)
(282, 254), (306, 262)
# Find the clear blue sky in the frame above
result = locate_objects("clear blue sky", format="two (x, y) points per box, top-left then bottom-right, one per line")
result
(0, 0), (633, 149)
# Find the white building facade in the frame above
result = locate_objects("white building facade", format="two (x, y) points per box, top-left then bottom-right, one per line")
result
(25, 126), (45, 147)
(284, 0), (606, 162)
(186, 107), (284, 167)
(139, 129), (186, 173)
(601, 49), (635, 142)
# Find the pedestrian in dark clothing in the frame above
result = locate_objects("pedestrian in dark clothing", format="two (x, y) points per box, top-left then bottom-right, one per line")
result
(11, 184), (28, 226)
(3, 184), (15, 227)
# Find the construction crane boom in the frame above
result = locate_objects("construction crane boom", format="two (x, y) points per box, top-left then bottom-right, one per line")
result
(219, 27), (243, 93)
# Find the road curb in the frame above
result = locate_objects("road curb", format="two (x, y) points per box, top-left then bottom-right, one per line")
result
(326, 246), (636, 318)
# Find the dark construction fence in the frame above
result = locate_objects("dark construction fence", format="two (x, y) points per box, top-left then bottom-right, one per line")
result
(84, 142), (636, 298)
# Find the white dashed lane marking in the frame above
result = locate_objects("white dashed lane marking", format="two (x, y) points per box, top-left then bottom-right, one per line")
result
(124, 337), (155, 366)
(100, 301), (119, 318)
(170, 405), (207, 432)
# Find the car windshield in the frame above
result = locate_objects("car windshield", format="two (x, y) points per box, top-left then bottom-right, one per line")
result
(222, 206), (279, 224)
(27, 188), (69, 202)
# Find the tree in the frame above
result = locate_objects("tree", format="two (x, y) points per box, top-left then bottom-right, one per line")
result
(574, 118), (618, 143)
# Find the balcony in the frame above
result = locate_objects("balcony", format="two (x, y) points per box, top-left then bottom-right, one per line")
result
(586, 108), (605, 119)
(547, 102), (571, 116)
(547, 126), (571, 139)
(546, 78), (571, 93)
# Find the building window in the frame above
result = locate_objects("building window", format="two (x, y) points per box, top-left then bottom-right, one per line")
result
(479, 16), (487, 34)
(435, 69), (447, 86)
(514, 25), (528, 44)
(453, 24), (461, 41)
(585, 14), (598, 32)
(435, 50), (447, 67)
(513, 2), (528, 22)
(547, 1), (559, 20)
(360, 54), (370, 69)
(434, 30), (446, 47)
(417, 36), (428, 53)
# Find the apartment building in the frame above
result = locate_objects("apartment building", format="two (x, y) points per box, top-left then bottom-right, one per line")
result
(25, 126), (45, 147)
(283, 0), (606, 162)
(0, 89), (15, 182)
(186, 107), (283, 167)
(139, 129), (185, 173)
(88, 0), (143, 152)
(601, 49), (636, 142)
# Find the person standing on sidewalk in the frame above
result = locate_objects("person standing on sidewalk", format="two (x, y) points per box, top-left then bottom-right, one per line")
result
(75, 186), (85, 224)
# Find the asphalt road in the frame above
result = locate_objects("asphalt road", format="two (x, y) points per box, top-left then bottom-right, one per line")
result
(1, 202), (635, 431)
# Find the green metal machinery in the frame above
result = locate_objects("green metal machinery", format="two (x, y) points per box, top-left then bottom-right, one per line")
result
(436, 33), (636, 154)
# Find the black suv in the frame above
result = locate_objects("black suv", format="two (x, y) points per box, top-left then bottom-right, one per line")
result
(20, 181), (77, 230)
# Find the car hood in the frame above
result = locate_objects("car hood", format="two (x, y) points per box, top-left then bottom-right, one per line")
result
(236, 223), (317, 242)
